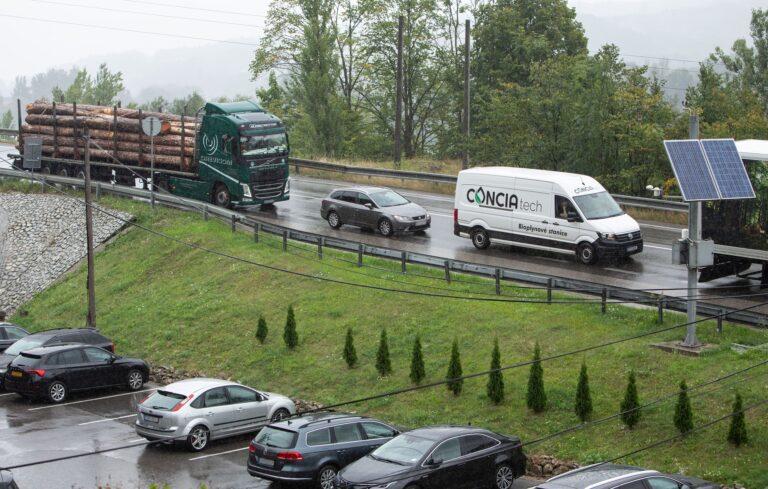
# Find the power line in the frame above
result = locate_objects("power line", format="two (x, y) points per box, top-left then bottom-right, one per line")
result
(622, 53), (724, 66)
(114, 0), (268, 18)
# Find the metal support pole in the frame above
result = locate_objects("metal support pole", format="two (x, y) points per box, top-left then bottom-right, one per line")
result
(83, 131), (97, 328)
(231, 214), (237, 232)
(547, 278), (552, 304)
(393, 15), (403, 168)
(601, 288), (607, 314)
(401, 251), (407, 274)
(495, 269), (501, 295)
(358, 244), (364, 267)
(41, 177), (46, 193)
(658, 297), (664, 324)
(444, 261), (451, 284)
(150, 133), (156, 209)
(283, 230), (288, 251)
(202, 206), (208, 221)
(95, 182), (101, 200)
(717, 310), (724, 333)
(17, 99), (23, 150)
(683, 114), (701, 347)
(254, 222), (260, 242)
(317, 237), (323, 259)
(462, 19), (471, 170)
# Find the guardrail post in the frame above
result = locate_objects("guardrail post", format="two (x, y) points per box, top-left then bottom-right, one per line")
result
(547, 278), (553, 304)
(495, 269), (501, 295)
(317, 237), (323, 259)
(657, 296), (664, 324)
(41, 176), (46, 194)
(95, 182), (101, 200)
(202, 206), (208, 221)
(282, 230), (288, 251)
(253, 222), (260, 243)
(231, 214), (237, 233)
(401, 251), (407, 274)
(717, 309), (724, 333)
(601, 288), (607, 314)
(358, 244), (364, 267)
(444, 261), (451, 284)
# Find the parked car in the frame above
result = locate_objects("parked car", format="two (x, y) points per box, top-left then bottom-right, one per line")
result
(0, 323), (29, 353)
(135, 378), (296, 452)
(534, 463), (721, 489)
(334, 426), (526, 489)
(0, 470), (18, 489)
(320, 186), (431, 237)
(247, 412), (400, 489)
(3, 343), (148, 403)
(0, 328), (114, 388)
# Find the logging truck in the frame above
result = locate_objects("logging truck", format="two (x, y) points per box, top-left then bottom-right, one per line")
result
(12, 100), (290, 208)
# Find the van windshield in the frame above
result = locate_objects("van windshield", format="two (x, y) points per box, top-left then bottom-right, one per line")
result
(573, 192), (624, 220)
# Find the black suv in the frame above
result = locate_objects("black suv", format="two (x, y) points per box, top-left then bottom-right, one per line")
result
(0, 328), (114, 388)
(247, 413), (400, 489)
(0, 323), (29, 353)
(3, 343), (148, 403)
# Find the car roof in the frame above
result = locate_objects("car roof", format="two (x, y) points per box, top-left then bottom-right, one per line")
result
(458, 166), (605, 197)
(332, 186), (393, 194)
(403, 425), (492, 441)
(19, 343), (93, 356)
(160, 378), (240, 395)
(539, 464), (659, 489)
(272, 412), (370, 431)
(26, 327), (104, 337)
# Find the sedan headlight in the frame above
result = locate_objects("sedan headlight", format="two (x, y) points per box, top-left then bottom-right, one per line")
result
(393, 215), (412, 222)
(241, 183), (252, 199)
(599, 232), (616, 241)
(370, 484), (394, 489)
(0, 367), (6, 375)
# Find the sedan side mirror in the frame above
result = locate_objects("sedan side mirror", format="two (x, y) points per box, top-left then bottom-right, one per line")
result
(425, 457), (443, 467)
(364, 203), (374, 209)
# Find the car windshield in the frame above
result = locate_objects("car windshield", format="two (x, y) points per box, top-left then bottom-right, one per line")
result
(240, 133), (288, 157)
(370, 434), (434, 465)
(5, 336), (46, 356)
(370, 190), (409, 208)
(573, 191), (624, 220)
(143, 390), (187, 411)
(254, 426), (297, 449)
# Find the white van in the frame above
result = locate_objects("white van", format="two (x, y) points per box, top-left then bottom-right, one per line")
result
(453, 167), (643, 264)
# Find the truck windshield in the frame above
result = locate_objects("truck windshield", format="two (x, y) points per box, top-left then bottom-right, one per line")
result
(240, 133), (288, 157)
(573, 191), (624, 220)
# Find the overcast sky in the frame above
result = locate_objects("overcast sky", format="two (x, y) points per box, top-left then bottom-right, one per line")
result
(2, 0), (764, 95)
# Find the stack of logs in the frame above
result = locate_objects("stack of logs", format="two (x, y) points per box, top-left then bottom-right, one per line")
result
(20, 101), (198, 171)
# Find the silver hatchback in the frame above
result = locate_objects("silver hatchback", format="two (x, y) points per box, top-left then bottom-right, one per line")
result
(134, 378), (296, 451)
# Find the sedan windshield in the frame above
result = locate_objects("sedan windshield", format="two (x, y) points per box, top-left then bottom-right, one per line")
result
(573, 191), (624, 220)
(370, 190), (409, 208)
(240, 133), (288, 157)
(370, 434), (434, 465)
(5, 337), (46, 356)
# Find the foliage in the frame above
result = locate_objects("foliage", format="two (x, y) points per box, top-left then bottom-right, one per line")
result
(284, 305), (299, 349)
(620, 370), (641, 429)
(343, 327), (358, 368)
(446, 337), (463, 396)
(486, 338), (504, 404)
(256, 316), (268, 344)
(409, 334), (425, 384)
(673, 380), (693, 435)
(1, 110), (13, 129)
(526, 342), (546, 412)
(727, 392), (748, 447)
(375, 329), (392, 376)
(574, 362), (593, 422)
(51, 63), (124, 106)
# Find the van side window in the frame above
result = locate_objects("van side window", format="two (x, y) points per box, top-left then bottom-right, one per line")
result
(555, 196), (576, 220)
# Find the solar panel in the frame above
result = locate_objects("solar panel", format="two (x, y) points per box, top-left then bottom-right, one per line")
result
(701, 139), (755, 199)
(663, 140), (720, 201)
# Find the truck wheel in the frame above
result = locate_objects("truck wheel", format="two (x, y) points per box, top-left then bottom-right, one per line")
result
(471, 227), (490, 250)
(58, 167), (69, 177)
(213, 183), (231, 208)
(577, 242), (597, 265)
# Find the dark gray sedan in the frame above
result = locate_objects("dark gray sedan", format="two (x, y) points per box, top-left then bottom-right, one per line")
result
(0, 323), (29, 353)
(320, 187), (431, 236)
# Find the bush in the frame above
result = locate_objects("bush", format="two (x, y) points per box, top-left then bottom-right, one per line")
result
(376, 329), (392, 376)
(575, 362), (593, 422)
(486, 338), (504, 404)
(255, 316), (268, 344)
(727, 392), (748, 446)
(673, 380), (693, 435)
(620, 370), (641, 429)
(410, 334), (425, 384)
(446, 338), (463, 396)
(283, 305), (298, 349)
(343, 327), (357, 368)
(526, 342), (546, 413)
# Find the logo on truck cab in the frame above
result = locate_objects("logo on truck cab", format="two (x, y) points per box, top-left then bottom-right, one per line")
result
(466, 187), (542, 213)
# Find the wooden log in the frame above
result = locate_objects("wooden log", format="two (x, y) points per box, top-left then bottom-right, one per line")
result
(41, 145), (193, 170)
(23, 125), (194, 148)
(35, 135), (194, 157)
(26, 101), (191, 122)
(25, 113), (174, 134)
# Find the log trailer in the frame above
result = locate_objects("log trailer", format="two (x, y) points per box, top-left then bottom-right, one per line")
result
(11, 100), (290, 209)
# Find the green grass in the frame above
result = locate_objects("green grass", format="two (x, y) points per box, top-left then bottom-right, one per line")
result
(5, 189), (768, 488)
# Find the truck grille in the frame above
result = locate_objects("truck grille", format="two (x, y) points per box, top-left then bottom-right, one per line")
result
(617, 231), (642, 242)
(252, 180), (285, 199)
(250, 166), (287, 183)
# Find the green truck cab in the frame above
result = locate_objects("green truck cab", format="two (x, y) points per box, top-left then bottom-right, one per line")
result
(170, 100), (290, 208)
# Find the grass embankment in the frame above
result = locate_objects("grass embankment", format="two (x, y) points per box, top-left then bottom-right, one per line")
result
(6, 190), (767, 487)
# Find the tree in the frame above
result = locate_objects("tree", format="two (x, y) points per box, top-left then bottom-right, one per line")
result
(343, 327), (358, 368)
(409, 334), (425, 384)
(727, 392), (748, 446)
(674, 380), (693, 435)
(168, 91), (206, 116)
(90, 63), (125, 106)
(446, 338), (463, 396)
(526, 342), (546, 412)
(486, 338), (504, 404)
(283, 305), (299, 349)
(1, 110), (13, 129)
(620, 370), (641, 429)
(574, 362), (593, 422)
(375, 329), (392, 376)
(256, 316), (268, 344)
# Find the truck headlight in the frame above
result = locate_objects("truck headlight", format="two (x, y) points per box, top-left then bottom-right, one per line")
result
(241, 184), (252, 199)
(284, 177), (291, 194)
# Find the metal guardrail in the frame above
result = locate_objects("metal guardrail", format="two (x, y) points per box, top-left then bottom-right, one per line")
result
(0, 128), (17, 138)
(1, 166), (764, 328)
(289, 158), (687, 213)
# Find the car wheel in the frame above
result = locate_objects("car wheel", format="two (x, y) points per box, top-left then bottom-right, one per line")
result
(493, 463), (515, 489)
(186, 425), (210, 452)
(271, 408), (290, 422)
(127, 369), (144, 391)
(327, 210), (342, 229)
(378, 218), (393, 237)
(41, 166), (51, 174)
(47, 381), (67, 403)
(577, 242), (597, 265)
(471, 227), (490, 250)
(316, 464), (338, 489)
(213, 183), (231, 208)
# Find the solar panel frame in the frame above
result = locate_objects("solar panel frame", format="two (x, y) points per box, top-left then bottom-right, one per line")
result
(701, 138), (756, 200)
(663, 140), (720, 201)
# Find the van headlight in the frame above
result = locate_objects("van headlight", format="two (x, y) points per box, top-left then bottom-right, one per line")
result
(241, 184), (252, 199)
(599, 232), (616, 241)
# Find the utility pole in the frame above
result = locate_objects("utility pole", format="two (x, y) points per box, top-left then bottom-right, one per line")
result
(83, 130), (97, 328)
(462, 19), (471, 170)
(394, 15), (404, 168)
(683, 114), (700, 347)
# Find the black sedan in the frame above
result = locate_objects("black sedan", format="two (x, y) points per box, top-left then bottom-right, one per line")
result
(535, 463), (720, 489)
(0, 323), (29, 353)
(334, 426), (526, 489)
(3, 343), (148, 403)
(320, 187), (431, 237)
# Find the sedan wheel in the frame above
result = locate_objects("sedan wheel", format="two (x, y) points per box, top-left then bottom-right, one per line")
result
(494, 463), (515, 489)
(316, 465), (338, 489)
(187, 425), (210, 452)
(47, 381), (67, 403)
(378, 218), (393, 237)
(271, 408), (290, 422)
(327, 210), (342, 229)
(127, 369), (144, 391)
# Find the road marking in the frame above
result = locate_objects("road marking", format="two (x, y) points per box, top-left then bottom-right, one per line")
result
(189, 446), (248, 461)
(644, 244), (672, 251)
(128, 438), (148, 443)
(604, 267), (639, 275)
(0, 392), (17, 397)
(28, 388), (155, 411)
(78, 413), (137, 425)
(642, 223), (684, 231)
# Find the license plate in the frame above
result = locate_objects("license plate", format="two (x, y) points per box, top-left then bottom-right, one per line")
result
(263, 199), (274, 204)
(143, 414), (159, 423)
(258, 457), (275, 468)
(10, 370), (22, 378)
(626, 245), (638, 252)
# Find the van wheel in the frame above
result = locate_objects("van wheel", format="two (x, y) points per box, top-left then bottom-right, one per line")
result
(471, 228), (490, 250)
(577, 242), (597, 265)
